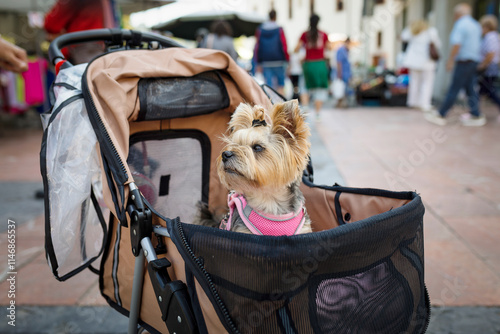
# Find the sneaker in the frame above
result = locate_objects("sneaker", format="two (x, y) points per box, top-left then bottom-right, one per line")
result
(460, 114), (486, 126)
(421, 107), (437, 114)
(424, 111), (447, 126)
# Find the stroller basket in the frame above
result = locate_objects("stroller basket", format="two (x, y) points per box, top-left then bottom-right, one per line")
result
(41, 29), (430, 334)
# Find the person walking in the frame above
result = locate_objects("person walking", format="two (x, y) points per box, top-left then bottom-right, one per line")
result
(401, 20), (441, 113)
(425, 3), (485, 126)
(200, 20), (239, 61)
(294, 14), (331, 119)
(253, 9), (289, 95)
(477, 15), (500, 121)
(336, 37), (352, 108)
(288, 50), (304, 100)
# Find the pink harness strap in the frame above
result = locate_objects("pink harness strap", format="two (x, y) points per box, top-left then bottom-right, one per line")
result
(220, 193), (306, 236)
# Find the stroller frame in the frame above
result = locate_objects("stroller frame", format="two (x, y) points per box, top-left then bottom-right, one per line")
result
(43, 29), (430, 334)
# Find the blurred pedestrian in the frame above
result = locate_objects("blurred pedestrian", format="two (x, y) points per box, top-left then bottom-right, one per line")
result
(195, 27), (209, 48)
(401, 20), (441, 113)
(0, 37), (28, 73)
(477, 15), (500, 121)
(200, 20), (239, 61)
(336, 37), (352, 108)
(44, 0), (116, 64)
(253, 9), (289, 95)
(294, 14), (331, 119)
(288, 49), (304, 101)
(425, 3), (485, 126)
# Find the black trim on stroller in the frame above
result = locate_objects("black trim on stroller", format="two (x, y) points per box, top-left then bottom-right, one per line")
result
(48, 28), (183, 68)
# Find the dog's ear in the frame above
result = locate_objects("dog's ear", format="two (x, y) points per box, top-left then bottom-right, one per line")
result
(229, 103), (266, 133)
(270, 99), (309, 143)
(270, 99), (311, 168)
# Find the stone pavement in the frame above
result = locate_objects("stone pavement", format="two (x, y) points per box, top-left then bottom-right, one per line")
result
(0, 103), (499, 333)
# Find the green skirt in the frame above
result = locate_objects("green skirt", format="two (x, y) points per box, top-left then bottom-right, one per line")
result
(302, 60), (329, 89)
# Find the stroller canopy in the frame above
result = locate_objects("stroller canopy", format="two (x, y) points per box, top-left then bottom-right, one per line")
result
(83, 48), (273, 219)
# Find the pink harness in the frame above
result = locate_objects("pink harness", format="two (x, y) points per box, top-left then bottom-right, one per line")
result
(220, 193), (306, 236)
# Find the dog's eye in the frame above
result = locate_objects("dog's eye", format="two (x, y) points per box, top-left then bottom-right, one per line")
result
(252, 144), (264, 152)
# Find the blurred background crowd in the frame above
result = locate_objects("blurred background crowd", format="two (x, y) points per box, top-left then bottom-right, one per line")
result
(1, 0), (500, 124)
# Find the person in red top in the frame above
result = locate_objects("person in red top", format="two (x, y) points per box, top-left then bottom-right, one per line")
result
(44, 0), (110, 64)
(294, 14), (331, 119)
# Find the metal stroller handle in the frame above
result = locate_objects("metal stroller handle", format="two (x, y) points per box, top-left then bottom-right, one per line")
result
(48, 28), (183, 66)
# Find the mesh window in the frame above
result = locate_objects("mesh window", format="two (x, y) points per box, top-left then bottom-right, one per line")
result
(137, 71), (229, 121)
(128, 131), (210, 223)
(311, 261), (412, 333)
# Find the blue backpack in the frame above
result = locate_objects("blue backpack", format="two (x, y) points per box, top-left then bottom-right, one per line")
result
(257, 27), (286, 62)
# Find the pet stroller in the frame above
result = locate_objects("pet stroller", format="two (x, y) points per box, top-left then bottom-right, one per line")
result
(41, 29), (430, 334)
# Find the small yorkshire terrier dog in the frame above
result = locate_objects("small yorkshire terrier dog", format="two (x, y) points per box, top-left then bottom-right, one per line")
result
(194, 99), (312, 235)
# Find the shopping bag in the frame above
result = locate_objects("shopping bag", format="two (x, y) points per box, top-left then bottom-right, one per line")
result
(332, 79), (346, 99)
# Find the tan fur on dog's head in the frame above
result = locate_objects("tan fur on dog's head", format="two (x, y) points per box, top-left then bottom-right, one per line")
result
(216, 100), (310, 202)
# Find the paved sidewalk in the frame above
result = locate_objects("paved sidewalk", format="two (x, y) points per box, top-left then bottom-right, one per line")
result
(1, 103), (499, 333)
(315, 103), (500, 308)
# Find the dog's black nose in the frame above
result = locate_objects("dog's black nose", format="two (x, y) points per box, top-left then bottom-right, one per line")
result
(222, 151), (233, 162)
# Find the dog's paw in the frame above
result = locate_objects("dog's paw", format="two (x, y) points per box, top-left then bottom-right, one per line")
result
(192, 201), (221, 228)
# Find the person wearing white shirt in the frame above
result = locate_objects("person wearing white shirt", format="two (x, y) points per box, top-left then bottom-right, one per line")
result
(401, 20), (441, 112)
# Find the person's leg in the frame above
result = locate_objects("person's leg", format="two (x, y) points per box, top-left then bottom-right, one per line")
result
(290, 75), (300, 100)
(439, 62), (468, 117)
(262, 66), (274, 88)
(463, 62), (480, 117)
(300, 63), (312, 109)
(274, 66), (286, 96)
(420, 68), (436, 111)
(481, 75), (500, 109)
(478, 74), (489, 97)
(407, 69), (421, 108)
(314, 88), (328, 115)
(315, 99), (323, 113)
(300, 92), (310, 107)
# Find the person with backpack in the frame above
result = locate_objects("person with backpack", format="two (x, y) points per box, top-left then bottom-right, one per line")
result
(253, 9), (289, 95)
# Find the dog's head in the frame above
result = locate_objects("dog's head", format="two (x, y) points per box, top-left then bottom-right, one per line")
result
(217, 100), (310, 195)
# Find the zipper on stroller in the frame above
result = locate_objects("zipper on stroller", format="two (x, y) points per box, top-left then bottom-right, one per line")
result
(82, 69), (130, 224)
(82, 78), (128, 180)
(176, 222), (240, 334)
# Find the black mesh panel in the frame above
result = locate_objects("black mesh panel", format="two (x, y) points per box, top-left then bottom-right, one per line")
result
(171, 189), (429, 334)
(137, 71), (229, 121)
(311, 261), (412, 333)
